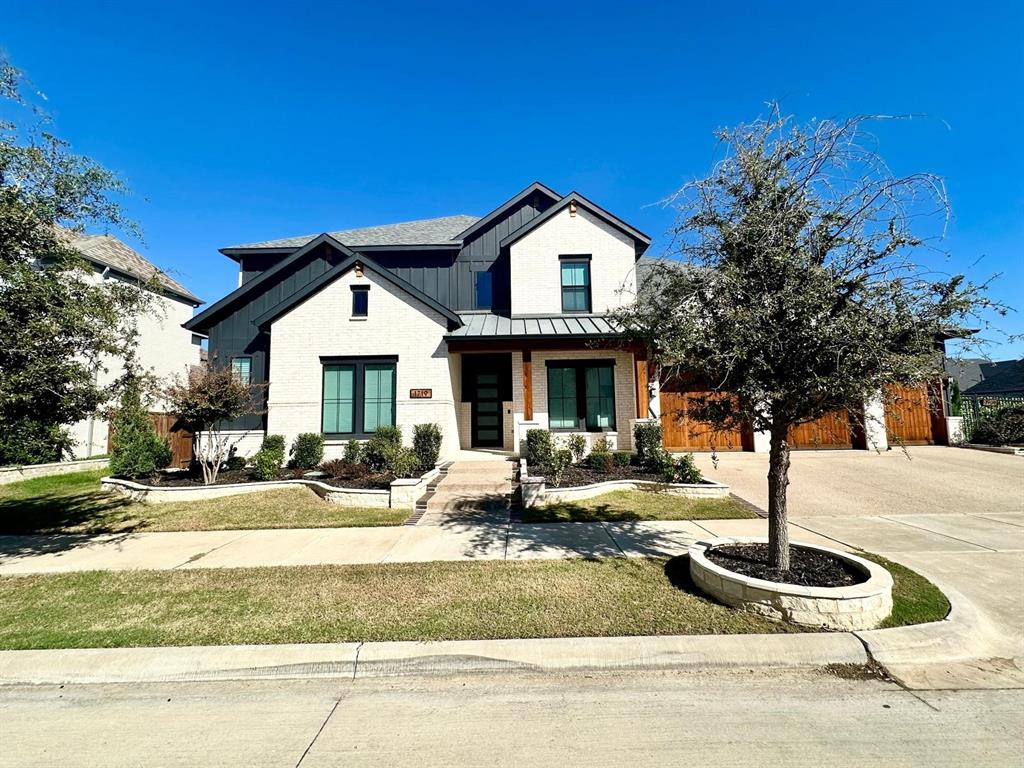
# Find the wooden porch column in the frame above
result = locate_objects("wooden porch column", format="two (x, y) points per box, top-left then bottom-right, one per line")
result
(634, 351), (649, 419)
(523, 350), (533, 420)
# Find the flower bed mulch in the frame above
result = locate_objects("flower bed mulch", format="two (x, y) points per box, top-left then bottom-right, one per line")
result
(546, 463), (668, 489)
(705, 543), (867, 588)
(122, 466), (394, 491)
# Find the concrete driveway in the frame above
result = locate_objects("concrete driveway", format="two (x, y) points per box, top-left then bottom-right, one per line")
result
(692, 445), (1023, 518)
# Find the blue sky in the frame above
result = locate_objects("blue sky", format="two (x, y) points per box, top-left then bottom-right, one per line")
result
(4, 0), (1022, 356)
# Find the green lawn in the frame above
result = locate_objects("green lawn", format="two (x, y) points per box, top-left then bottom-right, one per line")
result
(861, 553), (951, 628)
(523, 489), (755, 523)
(0, 555), (949, 650)
(0, 469), (409, 534)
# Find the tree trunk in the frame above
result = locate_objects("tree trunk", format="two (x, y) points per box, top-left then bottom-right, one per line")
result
(767, 421), (792, 571)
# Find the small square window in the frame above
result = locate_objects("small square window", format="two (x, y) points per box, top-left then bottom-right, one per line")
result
(230, 357), (252, 385)
(351, 286), (369, 317)
(475, 271), (493, 310)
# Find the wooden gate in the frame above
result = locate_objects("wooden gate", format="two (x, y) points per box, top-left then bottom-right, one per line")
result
(108, 411), (194, 468)
(885, 384), (940, 445)
(788, 410), (856, 450)
(660, 390), (747, 451)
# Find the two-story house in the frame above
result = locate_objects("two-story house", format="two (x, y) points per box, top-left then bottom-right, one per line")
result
(184, 182), (654, 460)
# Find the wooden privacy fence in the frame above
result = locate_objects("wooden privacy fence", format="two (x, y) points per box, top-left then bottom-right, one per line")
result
(107, 411), (194, 469)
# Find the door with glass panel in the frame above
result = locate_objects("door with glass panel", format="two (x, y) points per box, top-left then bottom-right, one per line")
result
(471, 372), (503, 448)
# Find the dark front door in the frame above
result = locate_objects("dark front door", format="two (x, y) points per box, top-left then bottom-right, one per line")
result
(471, 371), (503, 448)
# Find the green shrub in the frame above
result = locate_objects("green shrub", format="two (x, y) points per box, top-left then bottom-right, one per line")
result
(566, 434), (586, 462)
(0, 419), (74, 466)
(109, 375), (172, 479)
(343, 439), (363, 465)
(674, 453), (703, 484)
(612, 451), (632, 467)
(526, 429), (554, 470)
(646, 447), (677, 482)
(634, 422), (663, 465)
(224, 448), (247, 471)
(548, 449), (573, 484)
(412, 423), (443, 470)
(251, 449), (281, 481)
(587, 450), (614, 473)
(970, 405), (1024, 446)
(386, 446), (420, 478)
(290, 433), (324, 470)
(251, 434), (286, 481)
(364, 426), (403, 472)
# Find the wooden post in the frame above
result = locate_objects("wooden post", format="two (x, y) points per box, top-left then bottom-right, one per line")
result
(523, 350), (533, 421)
(635, 352), (649, 419)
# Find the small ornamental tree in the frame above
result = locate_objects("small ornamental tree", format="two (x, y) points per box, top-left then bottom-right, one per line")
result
(613, 108), (1004, 570)
(109, 365), (172, 478)
(165, 366), (262, 485)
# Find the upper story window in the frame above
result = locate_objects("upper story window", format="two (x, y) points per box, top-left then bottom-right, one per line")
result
(351, 285), (369, 318)
(230, 356), (252, 385)
(559, 256), (591, 313)
(474, 271), (493, 310)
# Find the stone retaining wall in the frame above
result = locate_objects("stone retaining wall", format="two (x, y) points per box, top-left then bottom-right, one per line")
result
(689, 536), (893, 631)
(0, 458), (109, 486)
(101, 467), (440, 510)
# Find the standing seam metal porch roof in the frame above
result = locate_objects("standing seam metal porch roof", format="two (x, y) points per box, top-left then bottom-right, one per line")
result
(446, 313), (623, 340)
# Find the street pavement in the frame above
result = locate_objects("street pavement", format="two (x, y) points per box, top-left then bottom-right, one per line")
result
(1, 668), (1021, 767)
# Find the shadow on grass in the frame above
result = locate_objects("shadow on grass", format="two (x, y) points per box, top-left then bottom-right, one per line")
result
(664, 554), (699, 593)
(521, 502), (640, 524)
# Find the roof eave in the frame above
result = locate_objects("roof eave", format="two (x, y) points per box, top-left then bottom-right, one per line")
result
(453, 181), (562, 241)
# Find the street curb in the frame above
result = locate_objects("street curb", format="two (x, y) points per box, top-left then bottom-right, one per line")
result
(0, 633), (867, 686)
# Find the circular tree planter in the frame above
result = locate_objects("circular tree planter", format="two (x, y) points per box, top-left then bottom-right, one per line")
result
(688, 536), (893, 631)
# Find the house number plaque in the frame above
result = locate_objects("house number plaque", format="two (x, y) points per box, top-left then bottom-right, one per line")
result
(409, 389), (432, 399)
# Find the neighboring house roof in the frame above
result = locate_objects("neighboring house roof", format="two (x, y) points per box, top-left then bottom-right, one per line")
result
(222, 215), (480, 253)
(446, 312), (622, 341)
(251, 251), (462, 331)
(62, 230), (203, 305)
(945, 357), (1019, 393)
(962, 359), (1024, 396)
(498, 191), (652, 258)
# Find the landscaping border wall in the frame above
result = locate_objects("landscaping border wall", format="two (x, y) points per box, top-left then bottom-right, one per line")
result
(101, 467), (441, 509)
(689, 536), (894, 631)
(0, 458), (109, 486)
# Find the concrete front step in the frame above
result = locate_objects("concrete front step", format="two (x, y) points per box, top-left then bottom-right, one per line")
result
(441, 463), (512, 477)
(433, 480), (510, 494)
(425, 491), (510, 513)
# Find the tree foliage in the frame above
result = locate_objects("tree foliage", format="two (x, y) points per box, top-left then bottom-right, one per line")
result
(0, 54), (150, 464)
(164, 366), (261, 485)
(109, 364), (172, 479)
(614, 108), (1004, 569)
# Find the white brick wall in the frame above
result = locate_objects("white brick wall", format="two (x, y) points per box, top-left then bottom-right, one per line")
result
(267, 268), (460, 460)
(509, 206), (638, 316)
(511, 349), (637, 451)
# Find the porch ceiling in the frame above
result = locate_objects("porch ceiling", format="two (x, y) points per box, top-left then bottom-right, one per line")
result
(446, 313), (623, 341)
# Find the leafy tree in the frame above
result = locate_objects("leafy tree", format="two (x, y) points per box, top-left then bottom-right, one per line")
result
(614, 108), (1003, 570)
(0, 54), (150, 464)
(109, 364), (172, 478)
(165, 366), (261, 485)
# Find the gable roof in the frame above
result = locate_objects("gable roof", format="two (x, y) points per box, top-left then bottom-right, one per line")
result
(61, 230), (203, 305)
(498, 191), (652, 258)
(452, 181), (561, 242)
(184, 233), (357, 331)
(251, 252), (462, 330)
(222, 214), (479, 254)
(963, 359), (1024, 396)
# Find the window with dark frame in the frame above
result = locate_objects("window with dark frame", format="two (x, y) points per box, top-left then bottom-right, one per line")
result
(474, 271), (493, 310)
(351, 285), (369, 317)
(322, 357), (396, 437)
(559, 256), (591, 313)
(230, 356), (252, 385)
(546, 360), (616, 431)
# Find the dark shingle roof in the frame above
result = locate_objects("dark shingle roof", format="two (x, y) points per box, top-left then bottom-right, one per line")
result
(963, 359), (1024, 396)
(63, 231), (202, 305)
(224, 215), (480, 251)
(446, 313), (622, 340)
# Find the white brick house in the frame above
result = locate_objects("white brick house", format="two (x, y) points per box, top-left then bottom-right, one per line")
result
(185, 183), (656, 460)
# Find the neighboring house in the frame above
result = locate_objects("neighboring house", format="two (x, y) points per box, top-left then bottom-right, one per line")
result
(950, 358), (1024, 398)
(185, 182), (654, 460)
(63, 232), (205, 458)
